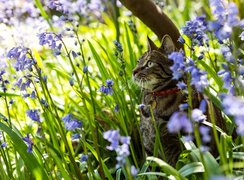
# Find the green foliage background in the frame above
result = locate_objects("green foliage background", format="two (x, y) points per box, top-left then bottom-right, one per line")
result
(0, 0), (244, 179)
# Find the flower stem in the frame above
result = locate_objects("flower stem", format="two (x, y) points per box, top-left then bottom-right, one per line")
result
(60, 35), (105, 180)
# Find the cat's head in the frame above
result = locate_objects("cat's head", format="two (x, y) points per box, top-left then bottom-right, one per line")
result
(132, 35), (177, 92)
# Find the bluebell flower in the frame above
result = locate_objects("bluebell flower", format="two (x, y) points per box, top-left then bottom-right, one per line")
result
(210, 1), (241, 42)
(240, 31), (244, 41)
(235, 116), (244, 136)
(88, 0), (101, 11)
(178, 36), (185, 43)
(83, 65), (88, 73)
(116, 156), (126, 169)
(191, 109), (206, 122)
(167, 111), (193, 133)
(104, 130), (121, 142)
(198, 55), (204, 60)
(199, 126), (211, 143)
(9, 99), (14, 104)
(181, 16), (209, 47)
(222, 71), (232, 89)
(61, 114), (73, 124)
(209, 0), (227, 24)
(69, 78), (74, 86)
(200, 145), (210, 153)
(105, 79), (114, 86)
(239, 20), (244, 28)
(2, 86), (7, 93)
(71, 133), (80, 140)
(98, 79), (114, 96)
(36, 127), (41, 136)
(177, 81), (187, 89)
(121, 136), (131, 145)
(0, 130), (3, 141)
(0, 70), (5, 75)
(26, 109), (41, 123)
(186, 65), (209, 92)
(42, 75), (48, 84)
(3, 80), (9, 85)
(43, 101), (49, 108)
(106, 87), (113, 95)
(114, 104), (119, 113)
(106, 140), (119, 151)
(118, 144), (130, 157)
(22, 133), (34, 153)
(131, 165), (139, 177)
(20, 83), (27, 91)
(72, 51), (78, 58)
(98, 85), (106, 93)
(179, 103), (190, 111)
(113, 40), (123, 52)
(30, 91), (37, 99)
(103, 129), (132, 168)
(138, 104), (145, 109)
(238, 66), (244, 75)
(199, 100), (207, 113)
(168, 52), (185, 80)
(221, 94), (244, 136)
(64, 120), (82, 132)
(79, 154), (88, 162)
(37, 32), (62, 56)
(3, 117), (8, 122)
(221, 62), (228, 70)
(6, 46), (32, 72)
(48, 1), (61, 10)
(182, 135), (194, 142)
(1, 142), (8, 148)
(25, 79), (31, 88)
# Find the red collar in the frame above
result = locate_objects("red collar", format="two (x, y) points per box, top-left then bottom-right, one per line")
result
(149, 86), (180, 96)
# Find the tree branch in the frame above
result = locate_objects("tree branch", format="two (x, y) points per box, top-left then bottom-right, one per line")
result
(119, 0), (184, 50)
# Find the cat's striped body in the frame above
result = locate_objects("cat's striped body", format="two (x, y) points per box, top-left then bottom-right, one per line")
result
(133, 35), (227, 167)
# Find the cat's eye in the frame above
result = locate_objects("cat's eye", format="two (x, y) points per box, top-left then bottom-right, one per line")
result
(147, 61), (153, 67)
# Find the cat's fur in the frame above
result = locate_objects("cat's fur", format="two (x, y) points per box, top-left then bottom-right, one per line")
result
(132, 35), (227, 167)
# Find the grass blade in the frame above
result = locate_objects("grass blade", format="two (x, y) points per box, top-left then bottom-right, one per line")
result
(146, 156), (187, 180)
(0, 122), (49, 180)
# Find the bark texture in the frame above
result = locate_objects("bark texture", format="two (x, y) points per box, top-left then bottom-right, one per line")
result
(119, 0), (184, 50)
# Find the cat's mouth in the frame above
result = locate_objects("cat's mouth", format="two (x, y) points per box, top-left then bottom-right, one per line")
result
(133, 75), (160, 92)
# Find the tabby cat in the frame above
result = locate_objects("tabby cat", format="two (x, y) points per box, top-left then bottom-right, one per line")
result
(132, 35), (227, 167)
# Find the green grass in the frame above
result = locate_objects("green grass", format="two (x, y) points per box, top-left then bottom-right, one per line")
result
(0, 0), (244, 179)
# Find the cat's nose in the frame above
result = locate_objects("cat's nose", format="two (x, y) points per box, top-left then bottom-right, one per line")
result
(132, 67), (138, 75)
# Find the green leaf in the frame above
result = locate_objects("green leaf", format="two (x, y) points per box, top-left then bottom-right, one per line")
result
(116, 168), (121, 180)
(181, 138), (220, 175)
(192, 149), (220, 175)
(232, 152), (244, 160)
(0, 122), (49, 180)
(0, 92), (20, 97)
(197, 60), (224, 90)
(137, 172), (167, 179)
(124, 22), (136, 72)
(34, 0), (52, 29)
(53, 68), (73, 79)
(0, 113), (7, 121)
(202, 88), (222, 110)
(178, 162), (204, 176)
(88, 40), (110, 82)
(85, 142), (113, 180)
(88, 41), (109, 81)
(49, 148), (71, 180)
(146, 157), (187, 180)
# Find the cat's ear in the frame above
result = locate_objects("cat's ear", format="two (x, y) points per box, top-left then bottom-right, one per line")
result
(160, 35), (176, 54)
(147, 36), (158, 51)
